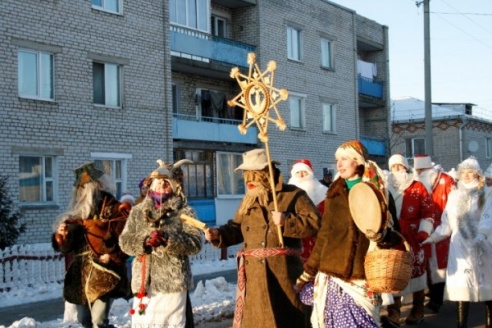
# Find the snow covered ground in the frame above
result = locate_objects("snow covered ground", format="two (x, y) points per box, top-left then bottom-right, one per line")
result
(0, 258), (237, 328)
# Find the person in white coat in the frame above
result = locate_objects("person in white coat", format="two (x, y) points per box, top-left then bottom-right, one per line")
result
(422, 156), (492, 328)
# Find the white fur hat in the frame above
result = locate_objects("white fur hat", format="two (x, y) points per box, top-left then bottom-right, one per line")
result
(485, 164), (492, 179)
(413, 154), (433, 170)
(388, 154), (409, 170)
(458, 156), (481, 173)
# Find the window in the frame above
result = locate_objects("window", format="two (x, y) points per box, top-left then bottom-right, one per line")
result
(289, 94), (305, 129)
(486, 138), (492, 158)
(93, 62), (121, 107)
(92, 0), (122, 14)
(19, 156), (57, 203)
(405, 138), (426, 157)
(170, 0), (208, 33)
(216, 152), (245, 197)
(211, 15), (226, 37)
(92, 153), (131, 200)
(18, 49), (54, 100)
(322, 103), (336, 133)
(287, 26), (302, 61)
(174, 150), (214, 198)
(321, 38), (332, 69)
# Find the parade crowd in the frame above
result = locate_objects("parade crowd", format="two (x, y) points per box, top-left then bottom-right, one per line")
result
(50, 140), (492, 328)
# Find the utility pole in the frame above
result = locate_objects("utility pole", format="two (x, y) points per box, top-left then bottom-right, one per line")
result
(423, 0), (433, 155)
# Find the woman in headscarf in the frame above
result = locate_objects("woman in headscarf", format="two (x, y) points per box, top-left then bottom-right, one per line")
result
(422, 156), (492, 327)
(297, 140), (401, 327)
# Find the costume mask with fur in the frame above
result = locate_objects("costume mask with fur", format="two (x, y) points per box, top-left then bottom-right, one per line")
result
(238, 169), (271, 215)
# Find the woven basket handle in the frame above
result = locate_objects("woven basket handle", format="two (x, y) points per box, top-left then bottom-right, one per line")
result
(392, 230), (410, 252)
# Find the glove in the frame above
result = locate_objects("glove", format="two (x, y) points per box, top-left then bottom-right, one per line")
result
(472, 234), (486, 247)
(295, 271), (313, 293)
(147, 230), (168, 248)
(416, 231), (429, 243)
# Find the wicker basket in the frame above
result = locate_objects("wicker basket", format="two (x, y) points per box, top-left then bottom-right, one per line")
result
(364, 231), (412, 293)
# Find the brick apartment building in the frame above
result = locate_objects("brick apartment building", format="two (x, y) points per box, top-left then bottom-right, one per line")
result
(1, 0), (390, 243)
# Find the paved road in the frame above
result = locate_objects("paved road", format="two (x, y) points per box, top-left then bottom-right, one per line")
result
(1, 273), (488, 328)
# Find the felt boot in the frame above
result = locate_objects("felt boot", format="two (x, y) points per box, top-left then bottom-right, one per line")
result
(381, 296), (401, 328)
(405, 290), (425, 325)
(457, 301), (469, 328)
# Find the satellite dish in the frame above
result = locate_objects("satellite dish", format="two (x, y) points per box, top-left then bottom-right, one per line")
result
(468, 140), (479, 153)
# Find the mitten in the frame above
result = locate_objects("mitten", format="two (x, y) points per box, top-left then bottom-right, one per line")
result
(416, 231), (429, 243)
(147, 230), (168, 248)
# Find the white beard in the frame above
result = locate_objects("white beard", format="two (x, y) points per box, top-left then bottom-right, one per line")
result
(288, 175), (328, 205)
(389, 171), (413, 192)
(415, 169), (438, 194)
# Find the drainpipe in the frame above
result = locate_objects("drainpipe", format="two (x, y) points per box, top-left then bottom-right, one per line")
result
(458, 115), (468, 163)
(351, 11), (359, 140)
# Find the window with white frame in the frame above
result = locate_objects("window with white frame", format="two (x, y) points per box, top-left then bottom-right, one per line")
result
(92, 0), (122, 14)
(93, 62), (121, 108)
(486, 137), (492, 158)
(289, 94), (306, 129)
(287, 26), (302, 61)
(19, 156), (57, 203)
(211, 15), (227, 38)
(216, 152), (245, 197)
(322, 103), (336, 133)
(321, 38), (333, 69)
(405, 138), (426, 157)
(170, 0), (209, 33)
(92, 153), (131, 200)
(18, 49), (54, 100)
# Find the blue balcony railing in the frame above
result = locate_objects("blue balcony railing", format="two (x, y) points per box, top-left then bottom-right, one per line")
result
(172, 114), (258, 145)
(170, 27), (255, 68)
(358, 75), (384, 99)
(360, 136), (386, 156)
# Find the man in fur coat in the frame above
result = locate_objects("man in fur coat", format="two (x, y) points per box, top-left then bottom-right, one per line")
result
(382, 154), (436, 327)
(52, 162), (130, 328)
(413, 154), (456, 313)
(119, 159), (202, 328)
(204, 148), (321, 328)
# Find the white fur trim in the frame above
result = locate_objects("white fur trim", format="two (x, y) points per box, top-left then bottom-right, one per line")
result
(413, 155), (433, 170)
(419, 219), (434, 235)
(388, 154), (409, 170)
(291, 162), (313, 176)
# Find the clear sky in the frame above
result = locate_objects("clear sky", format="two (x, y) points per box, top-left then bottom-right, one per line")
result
(330, 0), (492, 117)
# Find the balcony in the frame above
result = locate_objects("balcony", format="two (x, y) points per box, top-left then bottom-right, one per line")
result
(358, 75), (383, 99)
(172, 114), (258, 145)
(360, 135), (386, 157)
(170, 27), (255, 79)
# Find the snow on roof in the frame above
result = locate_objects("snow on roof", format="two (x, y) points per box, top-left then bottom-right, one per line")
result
(391, 96), (462, 121)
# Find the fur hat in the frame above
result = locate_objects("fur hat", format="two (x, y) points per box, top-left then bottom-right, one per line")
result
(458, 156), (481, 173)
(291, 159), (314, 176)
(484, 164), (492, 179)
(388, 154), (409, 170)
(235, 148), (280, 172)
(335, 140), (368, 166)
(120, 193), (135, 205)
(73, 162), (104, 187)
(413, 154), (433, 170)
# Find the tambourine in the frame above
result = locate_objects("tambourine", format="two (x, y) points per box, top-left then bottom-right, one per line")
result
(348, 182), (389, 237)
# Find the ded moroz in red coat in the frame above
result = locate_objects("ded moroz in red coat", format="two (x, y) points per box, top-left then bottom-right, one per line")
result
(389, 179), (436, 294)
(427, 171), (456, 283)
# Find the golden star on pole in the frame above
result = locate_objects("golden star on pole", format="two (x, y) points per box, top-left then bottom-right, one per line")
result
(227, 53), (288, 143)
(227, 52), (289, 247)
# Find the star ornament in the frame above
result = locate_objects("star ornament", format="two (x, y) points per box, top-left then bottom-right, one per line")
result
(227, 53), (288, 143)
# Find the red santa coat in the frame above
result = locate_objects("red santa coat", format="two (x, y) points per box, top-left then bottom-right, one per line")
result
(390, 180), (435, 290)
(430, 172), (455, 270)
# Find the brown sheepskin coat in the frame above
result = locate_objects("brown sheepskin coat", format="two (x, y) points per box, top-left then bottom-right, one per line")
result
(214, 177), (321, 328)
(52, 191), (130, 305)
